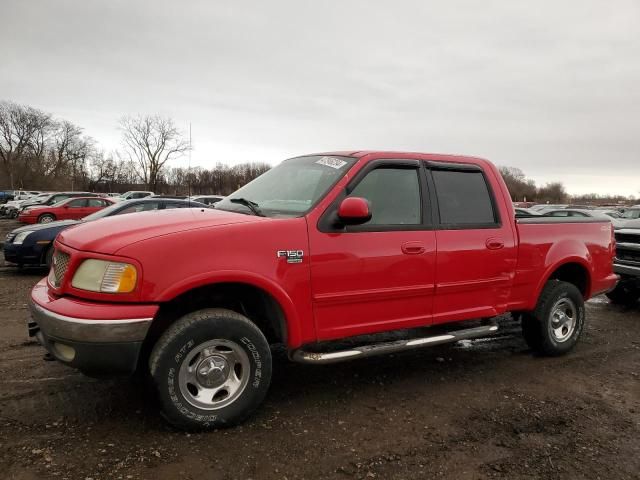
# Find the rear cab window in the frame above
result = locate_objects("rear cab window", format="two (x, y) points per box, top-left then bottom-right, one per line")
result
(430, 168), (499, 228)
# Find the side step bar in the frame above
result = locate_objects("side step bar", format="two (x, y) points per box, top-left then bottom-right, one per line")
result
(291, 322), (499, 365)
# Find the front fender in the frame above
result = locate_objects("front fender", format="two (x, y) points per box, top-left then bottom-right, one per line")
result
(156, 270), (303, 348)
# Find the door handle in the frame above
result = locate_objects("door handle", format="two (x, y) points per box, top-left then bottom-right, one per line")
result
(486, 238), (505, 250)
(402, 241), (426, 255)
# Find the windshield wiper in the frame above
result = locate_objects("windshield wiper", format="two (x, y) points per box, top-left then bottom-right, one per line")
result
(230, 198), (265, 217)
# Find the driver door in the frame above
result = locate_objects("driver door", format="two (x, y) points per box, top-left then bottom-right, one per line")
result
(308, 160), (436, 341)
(61, 198), (87, 219)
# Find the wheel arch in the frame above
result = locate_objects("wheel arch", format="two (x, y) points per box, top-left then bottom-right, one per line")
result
(138, 273), (301, 371)
(535, 258), (592, 307)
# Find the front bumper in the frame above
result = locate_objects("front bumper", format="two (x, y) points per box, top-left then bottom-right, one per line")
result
(29, 278), (158, 375)
(3, 242), (46, 265)
(613, 262), (640, 279)
(17, 214), (38, 224)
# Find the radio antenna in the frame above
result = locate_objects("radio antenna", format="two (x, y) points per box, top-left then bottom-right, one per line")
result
(188, 122), (192, 201)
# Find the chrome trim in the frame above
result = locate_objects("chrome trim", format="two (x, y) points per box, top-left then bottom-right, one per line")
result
(29, 301), (152, 343)
(616, 242), (640, 251)
(291, 322), (499, 365)
(615, 229), (640, 236)
(613, 263), (640, 277)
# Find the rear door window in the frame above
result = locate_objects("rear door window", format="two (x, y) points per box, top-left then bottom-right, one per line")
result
(432, 170), (497, 226)
(67, 199), (87, 208)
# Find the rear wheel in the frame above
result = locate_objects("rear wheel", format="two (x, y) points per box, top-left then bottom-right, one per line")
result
(149, 308), (272, 431)
(37, 213), (55, 224)
(606, 282), (639, 306)
(522, 280), (585, 356)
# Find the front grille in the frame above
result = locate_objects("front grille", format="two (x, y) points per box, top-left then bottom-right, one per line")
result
(616, 250), (640, 264)
(615, 233), (640, 244)
(50, 250), (71, 287)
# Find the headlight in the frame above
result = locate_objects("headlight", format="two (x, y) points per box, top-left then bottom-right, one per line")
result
(71, 259), (138, 293)
(12, 231), (32, 244)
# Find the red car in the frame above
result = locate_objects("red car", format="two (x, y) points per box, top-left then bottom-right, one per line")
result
(18, 196), (115, 224)
(28, 151), (618, 430)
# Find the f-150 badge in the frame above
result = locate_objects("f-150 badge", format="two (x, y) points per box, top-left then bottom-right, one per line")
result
(277, 250), (304, 264)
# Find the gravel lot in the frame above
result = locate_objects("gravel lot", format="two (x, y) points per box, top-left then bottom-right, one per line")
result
(0, 219), (638, 480)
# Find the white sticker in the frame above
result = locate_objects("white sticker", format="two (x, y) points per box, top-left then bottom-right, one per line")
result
(315, 156), (348, 169)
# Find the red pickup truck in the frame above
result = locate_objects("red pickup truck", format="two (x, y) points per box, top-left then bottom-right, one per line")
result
(29, 151), (618, 430)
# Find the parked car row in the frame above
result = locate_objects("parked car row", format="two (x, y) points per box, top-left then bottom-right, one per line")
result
(3, 197), (208, 267)
(0, 190), (225, 221)
(514, 203), (640, 229)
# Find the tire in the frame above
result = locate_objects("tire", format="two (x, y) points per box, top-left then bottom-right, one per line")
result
(9, 210), (18, 219)
(37, 213), (55, 224)
(606, 282), (639, 306)
(149, 308), (272, 431)
(521, 280), (585, 356)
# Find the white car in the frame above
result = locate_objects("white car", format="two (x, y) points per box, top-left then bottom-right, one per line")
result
(543, 208), (626, 229)
(188, 195), (224, 206)
(112, 191), (155, 202)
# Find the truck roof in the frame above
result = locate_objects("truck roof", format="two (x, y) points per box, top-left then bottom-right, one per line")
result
(314, 150), (490, 165)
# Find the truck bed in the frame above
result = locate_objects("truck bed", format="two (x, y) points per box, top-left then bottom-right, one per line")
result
(510, 217), (616, 310)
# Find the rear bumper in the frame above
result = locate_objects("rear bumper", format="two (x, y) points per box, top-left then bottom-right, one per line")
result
(588, 271), (619, 298)
(29, 278), (158, 375)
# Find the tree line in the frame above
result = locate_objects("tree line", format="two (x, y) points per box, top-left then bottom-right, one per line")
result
(0, 101), (270, 194)
(499, 166), (635, 205)
(2, 100), (635, 203)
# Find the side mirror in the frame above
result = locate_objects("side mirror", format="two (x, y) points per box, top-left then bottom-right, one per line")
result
(337, 197), (371, 225)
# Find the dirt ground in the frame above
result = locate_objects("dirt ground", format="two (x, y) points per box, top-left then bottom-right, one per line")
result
(0, 219), (638, 480)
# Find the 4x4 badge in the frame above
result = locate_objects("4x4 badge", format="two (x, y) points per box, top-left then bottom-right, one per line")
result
(277, 250), (304, 264)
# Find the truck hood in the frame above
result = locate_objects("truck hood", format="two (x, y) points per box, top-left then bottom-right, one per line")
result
(57, 208), (264, 255)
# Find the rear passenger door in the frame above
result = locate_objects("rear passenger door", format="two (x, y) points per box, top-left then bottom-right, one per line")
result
(428, 163), (517, 323)
(86, 198), (107, 214)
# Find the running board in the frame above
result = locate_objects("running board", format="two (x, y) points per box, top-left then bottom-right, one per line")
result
(291, 322), (499, 365)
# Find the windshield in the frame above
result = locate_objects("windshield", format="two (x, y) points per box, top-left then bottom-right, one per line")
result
(622, 209), (640, 219)
(215, 155), (357, 217)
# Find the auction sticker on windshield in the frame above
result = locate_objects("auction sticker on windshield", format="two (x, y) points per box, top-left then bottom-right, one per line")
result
(315, 156), (348, 169)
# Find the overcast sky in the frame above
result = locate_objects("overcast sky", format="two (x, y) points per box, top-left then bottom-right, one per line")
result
(1, 0), (639, 195)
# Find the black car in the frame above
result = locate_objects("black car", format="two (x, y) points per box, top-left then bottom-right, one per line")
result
(3, 198), (206, 267)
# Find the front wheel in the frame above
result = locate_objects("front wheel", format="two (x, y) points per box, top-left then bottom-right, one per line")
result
(149, 308), (272, 431)
(521, 280), (585, 356)
(37, 213), (56, 224)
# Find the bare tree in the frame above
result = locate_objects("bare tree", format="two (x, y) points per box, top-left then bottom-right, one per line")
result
(42, 121), (94, 189)
(0, 101), (52, 188)
(499, 166), (537, 202)
(119, 115), (189, 191)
